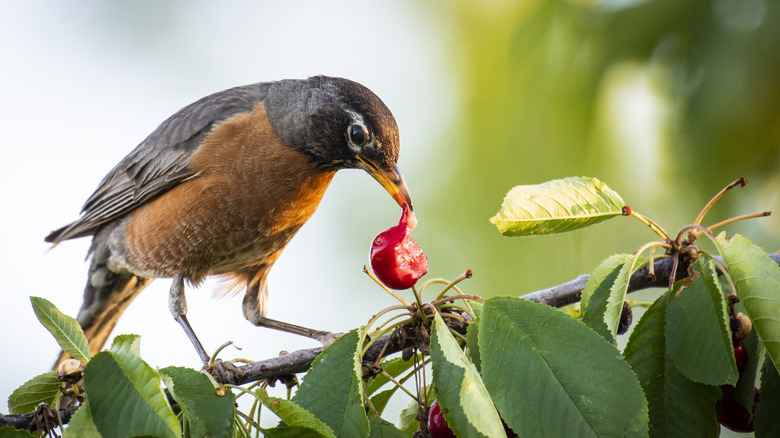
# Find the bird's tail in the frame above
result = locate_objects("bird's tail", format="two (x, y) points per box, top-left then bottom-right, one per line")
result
(53, 225), (152, 369)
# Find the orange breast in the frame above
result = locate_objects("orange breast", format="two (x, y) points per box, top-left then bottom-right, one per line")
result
(121, 103), (335, 284)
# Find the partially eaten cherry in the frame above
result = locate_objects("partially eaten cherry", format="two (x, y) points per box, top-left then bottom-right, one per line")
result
(370, 204), (428, 289)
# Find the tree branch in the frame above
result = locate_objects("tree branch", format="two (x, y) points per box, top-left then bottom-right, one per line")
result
(521, 254), (780, 306)
(0, 406), (78, 432)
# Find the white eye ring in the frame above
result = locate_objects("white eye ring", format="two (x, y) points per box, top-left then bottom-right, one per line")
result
(348, 121), (369, 146)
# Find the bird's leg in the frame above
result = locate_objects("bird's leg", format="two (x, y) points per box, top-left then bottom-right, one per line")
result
(243, 282), (342, 346)
(253, 316), (343, 346)
(169, 274), (211, 364)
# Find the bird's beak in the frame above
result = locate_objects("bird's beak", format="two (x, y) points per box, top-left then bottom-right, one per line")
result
(357, 156), (413, 210)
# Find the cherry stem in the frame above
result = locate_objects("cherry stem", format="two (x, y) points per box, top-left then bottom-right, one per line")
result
(209, 341), (241, 367)
(418, 352), (430, 409)
(703, 211), (771, 234)
(412, 285), (430, 326)
(234, 409), (256, 431)
(363, 266), (410, 306)
(230, 386), (264, 429)
(433, 269), (473, 302)
(430, 294), (484, 308)
(648, 246), (657, 278)
(625, 299), (654, 308)
(629, 210), (671, 241)
(714, 261), (739, 302)
(647, 245), (665, 280)
(372, 307), (414, 331)
(677, 223), (719, 249)
(365, 398), (381, 418)
(693, 177), (747, 226)
(54, 393), (66, 429)
(417, 279), (465, 298)
(380, 369), (419, 403)
(362, 314), (415, 356)
(632, 240), (670, 282)
(635, 240), (672, 258)
(669, 252), (681, 292)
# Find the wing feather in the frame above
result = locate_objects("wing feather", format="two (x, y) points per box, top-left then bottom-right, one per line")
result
(46, 82), (272, 243)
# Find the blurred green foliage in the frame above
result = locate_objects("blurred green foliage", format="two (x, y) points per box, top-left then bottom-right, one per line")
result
(418, 0), (780, 297)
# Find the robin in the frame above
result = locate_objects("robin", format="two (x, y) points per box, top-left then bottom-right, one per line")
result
(47, 76), (412, 365)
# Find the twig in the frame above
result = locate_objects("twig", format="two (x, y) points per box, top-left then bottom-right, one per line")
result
(521, 253), (780, 307)
(0, 406), (78, 431)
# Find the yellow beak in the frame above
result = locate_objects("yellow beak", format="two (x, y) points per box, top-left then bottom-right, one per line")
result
(357, 156), (413, 210)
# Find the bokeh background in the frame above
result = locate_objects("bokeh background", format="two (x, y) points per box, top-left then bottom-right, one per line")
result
(2, 0), (778, 434)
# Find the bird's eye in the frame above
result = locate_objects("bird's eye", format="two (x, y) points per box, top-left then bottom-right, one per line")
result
(348, 123), (368, 146)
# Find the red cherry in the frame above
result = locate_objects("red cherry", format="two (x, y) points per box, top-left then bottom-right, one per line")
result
(717, 386), (759, 433)
(370, 204), (428, 289)
(734, 343), (748, 373)
(427, 400), (455, 438)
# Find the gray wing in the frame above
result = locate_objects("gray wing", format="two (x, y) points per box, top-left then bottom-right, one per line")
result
(46, 82), (273, 243)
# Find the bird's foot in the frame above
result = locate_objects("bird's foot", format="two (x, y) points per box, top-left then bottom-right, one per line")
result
(313, 330), (344, 347)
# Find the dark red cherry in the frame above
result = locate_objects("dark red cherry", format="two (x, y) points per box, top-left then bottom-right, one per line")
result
(427, 400), (455, 438)
(370, 204), (428, 289)
(717, 386), (759, 433)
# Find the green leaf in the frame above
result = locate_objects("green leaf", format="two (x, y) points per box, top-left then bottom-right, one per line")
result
(580, 254), (631, 342)
(30, 296), (91, 362)
(63, 400), (101, 438)
(256, 387), (335, 437)
(369, 388), (394, 418)
(397, 398), (421, 437)
(489, 176), (625, 236)
(624, 290), (720, 437)
(159, 367), (235, 437)
(292, 329), (369, 438)
(368, 416), (407, 438)
(468, 301), (483, 319)
(431, 311), (505, 438)
(756, 352), (780, 437)
(466, 317), (481, 372)
(366, 356), (415, 396)
(580, 254), (630, 318)
(480, 297), (648, 437)
(7, 371), (60, 415)
(367, 356), (419, 416)
(604, 255), (646, 339)
(263, 426), (331, 438)
(718, 233), (780, 374)
(733, 326), (763, 411)
(0, 426), (35, 438)
(83, 335), (180, 438)
(665, 255), (738, 385)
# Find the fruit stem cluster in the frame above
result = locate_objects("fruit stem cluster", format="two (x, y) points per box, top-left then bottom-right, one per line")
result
(625, 177), (770, 291)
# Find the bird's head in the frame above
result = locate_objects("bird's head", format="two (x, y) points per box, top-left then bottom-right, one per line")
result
(265, 76), (412, 209)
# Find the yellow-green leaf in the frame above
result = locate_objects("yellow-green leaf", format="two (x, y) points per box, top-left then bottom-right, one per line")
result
(490, 177), (625, 236)
(431, 312), (505, 438)
(30, 296), (91, 363)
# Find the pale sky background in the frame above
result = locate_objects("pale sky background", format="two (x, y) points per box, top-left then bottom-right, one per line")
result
(0, 0), (457, 414)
